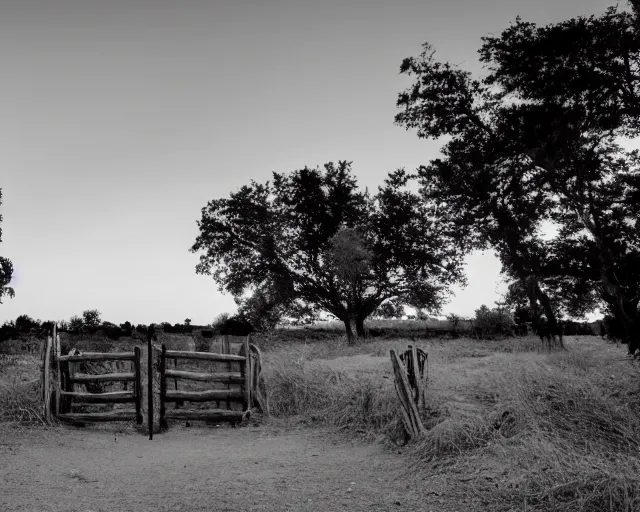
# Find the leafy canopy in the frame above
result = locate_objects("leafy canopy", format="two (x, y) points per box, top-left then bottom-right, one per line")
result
(395, 6), (640, 348)
(0, 189), (14, 304)
(191, 161), (468, 334)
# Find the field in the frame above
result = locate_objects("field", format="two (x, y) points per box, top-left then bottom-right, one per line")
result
(1, 332), (639, 511)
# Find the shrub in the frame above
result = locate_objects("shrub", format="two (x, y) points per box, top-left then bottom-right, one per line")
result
(374, 302), (404, 319)
(211, 313), (231, 335)
(68, 316), (84, 333)
(446, 313), (461, 338)
(446, 313), (460, 328)
(471, 305), (515, 339)
(100, 322), (123, 340)
(14, 315), (40, 334)
(82, 309), (101, 329)
(0, 321), (17, 342)
(562, 320), (596, 336)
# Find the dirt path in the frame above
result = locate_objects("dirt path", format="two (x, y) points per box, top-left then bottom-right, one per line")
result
(0, 424), (457, 512)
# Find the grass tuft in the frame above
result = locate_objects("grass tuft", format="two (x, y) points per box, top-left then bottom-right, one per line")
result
(0, 354), (46, 425)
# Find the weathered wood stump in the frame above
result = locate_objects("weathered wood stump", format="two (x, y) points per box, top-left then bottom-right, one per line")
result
(390, 345), (428, 439)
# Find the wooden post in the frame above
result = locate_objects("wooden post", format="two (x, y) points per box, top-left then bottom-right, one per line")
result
(173, 358), (179, 409)
(147, 325), (154, 440)
(410, 345), (424, 411)
(249, 344), (269, 415)
(134, 346), (142, 425)
(160, 344), (167, 429)
(224, 335), (231, 410)
(54, 326), (61, 417)
(42, 334), (52, 424)
(242, 335), (251, 414)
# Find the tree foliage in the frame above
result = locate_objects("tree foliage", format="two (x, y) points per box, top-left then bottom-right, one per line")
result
(373, 300), (405, 319)
(0, 189), (14, 304)
(395, 6), (640, 352)
(82, 309), (102, 329)
(191, 161), (467, 342)
(68, 315), (84, 332)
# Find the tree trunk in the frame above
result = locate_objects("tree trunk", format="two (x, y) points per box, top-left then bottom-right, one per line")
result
(523, 276), (563, 351)
(606, 296), (639, 355)
(342, 317), (356, 345)
(536, 284), (564, 350)
(579, 211), (638, 354)
(355, 315), (367, 338)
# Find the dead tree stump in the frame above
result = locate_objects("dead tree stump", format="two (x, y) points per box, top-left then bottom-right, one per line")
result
(390, 345), (428, 439)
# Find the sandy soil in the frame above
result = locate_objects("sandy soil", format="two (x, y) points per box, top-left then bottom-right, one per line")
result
(0, 424), (467, 512)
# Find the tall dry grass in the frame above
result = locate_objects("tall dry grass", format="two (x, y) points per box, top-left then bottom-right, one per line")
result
(0, 354), (46, 425)
(263, 336), (640, 511)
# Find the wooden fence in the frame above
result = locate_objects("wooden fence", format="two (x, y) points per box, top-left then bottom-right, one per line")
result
(41, 329), (268, 434)
(155, 335), (252, 427)
(42, 327), (142, 424)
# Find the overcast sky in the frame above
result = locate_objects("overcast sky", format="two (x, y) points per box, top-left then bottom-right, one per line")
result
(0, 0), (618, 326)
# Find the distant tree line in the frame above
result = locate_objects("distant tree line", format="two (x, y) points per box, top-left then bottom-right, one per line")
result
(0, 311), (206, 343)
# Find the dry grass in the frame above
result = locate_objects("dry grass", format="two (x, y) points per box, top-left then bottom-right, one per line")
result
(0, 354), (46, 425)
(263, 336), (640, 511)
(2, 333), (639, 511)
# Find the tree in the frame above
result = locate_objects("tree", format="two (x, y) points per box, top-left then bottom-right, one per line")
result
(68, 316), (84, 332)
(191, 161), (467, 343)
(479, 7), (640, 352)
(15, 314), (40, 333)
(82, 309), (101, 329)
(184, 318), (191, 326)
(395, 9), (640, 351)
(395, 42), (566, 348)
(0, 189), (14, 304)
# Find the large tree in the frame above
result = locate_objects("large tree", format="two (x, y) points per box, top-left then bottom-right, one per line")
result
(479, 6), (640, 352)
(395, 43), (568, 348)
(190, 161), (467, 343)
(0, 189), (14, 304)
(395, 6), (640, 351)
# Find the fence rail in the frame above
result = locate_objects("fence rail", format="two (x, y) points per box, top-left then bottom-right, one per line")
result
(60, 390), (136, 403)
(58, 351), (136, 362)
(164, 350), (246, 363)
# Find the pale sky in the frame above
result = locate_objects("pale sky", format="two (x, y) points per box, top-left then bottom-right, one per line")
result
(0, 0), (618, 326)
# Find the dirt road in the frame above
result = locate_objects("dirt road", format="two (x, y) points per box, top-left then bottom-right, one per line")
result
(0, 424), (455, 512)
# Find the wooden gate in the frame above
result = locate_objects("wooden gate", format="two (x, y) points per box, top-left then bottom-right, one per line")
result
(155, 335), (252, 428)
(41, 328), (264, 433)
(57, 348), (143, 424)
(42, 327), (143, 425)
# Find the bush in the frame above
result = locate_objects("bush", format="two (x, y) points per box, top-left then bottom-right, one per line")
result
(68, 316), (84, 333)
(471, 305), (515, 339)
(14, 315), (40, 334)
(374, 302), (404, 319)
(135, 324), (148, 333)
(211, 313), (231, 335)
(0, 321), (17, 342)
(100, 322), (123, 340)
(446, 313), (461, 338)
(82, 309), (101, 329)
(562, 320), (596, 336)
